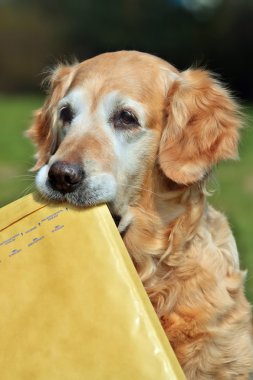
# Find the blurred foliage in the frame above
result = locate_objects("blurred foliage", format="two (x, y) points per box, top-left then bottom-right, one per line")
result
(0, 0), (253, 99)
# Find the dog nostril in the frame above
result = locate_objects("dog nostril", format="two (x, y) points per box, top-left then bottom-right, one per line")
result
(64, 174), (72, 184)
(64, 171), (83, 185)
(48, 161), (84, 193)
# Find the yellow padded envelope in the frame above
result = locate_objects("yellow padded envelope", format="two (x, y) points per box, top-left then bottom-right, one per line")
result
(0, 193), (185, 380)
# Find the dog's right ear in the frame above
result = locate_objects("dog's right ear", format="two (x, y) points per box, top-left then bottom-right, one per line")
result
(26, 64), (76, 171)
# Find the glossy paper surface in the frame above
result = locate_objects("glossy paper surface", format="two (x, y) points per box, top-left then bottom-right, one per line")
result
(0, 194), (185, 379)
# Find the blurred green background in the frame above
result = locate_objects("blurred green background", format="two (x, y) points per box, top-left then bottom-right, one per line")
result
(0, 0), (252, 300)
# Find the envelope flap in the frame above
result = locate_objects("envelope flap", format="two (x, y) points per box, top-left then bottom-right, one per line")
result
(0, 193), (47, 231)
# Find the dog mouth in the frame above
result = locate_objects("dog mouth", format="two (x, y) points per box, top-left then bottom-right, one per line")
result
(37, 174), (127, 231)
(35, 164), (117, 207)
(35, 163), (133, 233)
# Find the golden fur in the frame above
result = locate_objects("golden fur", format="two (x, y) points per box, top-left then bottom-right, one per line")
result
(27, 51), (253, 379)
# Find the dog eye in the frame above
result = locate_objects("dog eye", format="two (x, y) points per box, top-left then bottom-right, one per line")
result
(59, 105), (73, 124)
(119, 110), (138, 125)
(114, 110), (140, 128)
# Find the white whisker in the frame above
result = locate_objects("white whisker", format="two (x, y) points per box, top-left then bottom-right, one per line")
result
(18, 183), (36, 198)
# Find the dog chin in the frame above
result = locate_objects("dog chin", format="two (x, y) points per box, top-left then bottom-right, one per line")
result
(35, 165), (117, 207)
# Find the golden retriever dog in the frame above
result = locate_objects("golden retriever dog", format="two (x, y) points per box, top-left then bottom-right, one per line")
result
(27, 51), (253, 379)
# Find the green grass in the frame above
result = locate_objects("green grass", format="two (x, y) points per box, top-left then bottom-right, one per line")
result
(0, 95), (252, 301)
(0, 95), (42, 204)
(210, 106), (253, 301)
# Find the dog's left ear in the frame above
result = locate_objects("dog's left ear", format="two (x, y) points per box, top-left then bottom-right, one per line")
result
(159, 69), (242, 184)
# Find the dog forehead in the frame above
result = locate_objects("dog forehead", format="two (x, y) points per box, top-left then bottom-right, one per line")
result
(68, 51), (177, 103)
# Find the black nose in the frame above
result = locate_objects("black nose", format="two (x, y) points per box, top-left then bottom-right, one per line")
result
(48, 161), (84, 193)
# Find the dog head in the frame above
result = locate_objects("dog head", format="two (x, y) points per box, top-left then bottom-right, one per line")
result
(27, 51), (241, 219)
